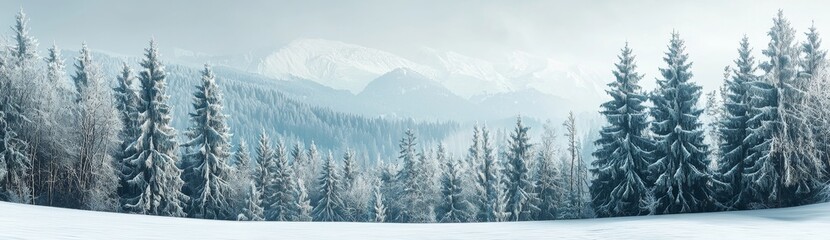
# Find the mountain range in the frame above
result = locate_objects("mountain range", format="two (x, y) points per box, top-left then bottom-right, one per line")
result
(172, 38), (609, 123)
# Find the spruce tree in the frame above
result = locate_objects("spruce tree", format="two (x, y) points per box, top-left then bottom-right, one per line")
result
(368, 179), (387, 222)
(0, 97), (31, 202)
(504, 116), (538, 221)
(480, 126), (501, 222)
(295, 178), (313, 221)
(649, 32), (713, 214)
(751, 10), (824, 207)
(254, 132), (273, 196)
(44, 44), (66, 85)
(590, 43), (653, 217)
(234, 140), (251, 169)
(264, 139), (297, 221)
(181, 65), (234, 219)
(9, 9), (38, 67)
(342, 149), (357, 190)
(114, 63), (140, 202)
(312, 152), (345, 221)
(436, 146), (473, 222)
(394, 129), (433, 222)
(717, 36), (757, 210)
(237, 180), (264, 221)
(120, 40), (187, 217)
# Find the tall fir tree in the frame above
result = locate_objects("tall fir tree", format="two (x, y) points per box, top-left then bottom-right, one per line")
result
(342, 149), (357, 190)
(717, 36), (758, 210)
(114, 63), (140, 202)
(368, 178), (387, 222)
(264, 139), (297, 221)
(120, 40), (187, 217)
(234, 140), (251, 169)
(590, 43), (653, 217)
(504, 116), (538, 221)
(480, 126), (501, 222)
(294, 178), (313, 221)
(649, 32), (713, 214)
(751, 10), (824, 207)
(0, 96), (30, 202)
(254, 131), (273, 196)
(312, 152), (345, 221)
(394, 129), (434, 222)
(436, 145), (473, 222)
(181, 65), (234, 219)
(9, 9), (38, 67)
(237, 180), (264, 221)
(800, 22), (830, 181)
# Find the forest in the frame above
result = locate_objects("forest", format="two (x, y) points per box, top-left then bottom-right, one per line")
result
(0, 8), (828, 223)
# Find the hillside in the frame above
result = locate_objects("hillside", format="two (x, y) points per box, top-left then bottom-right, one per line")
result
(1, 201), (826, 239)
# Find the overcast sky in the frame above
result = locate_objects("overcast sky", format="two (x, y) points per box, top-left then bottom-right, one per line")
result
(1, 0), (828, 91)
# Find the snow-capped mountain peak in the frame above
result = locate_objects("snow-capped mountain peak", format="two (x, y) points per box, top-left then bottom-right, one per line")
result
(256, 38), (435, 94)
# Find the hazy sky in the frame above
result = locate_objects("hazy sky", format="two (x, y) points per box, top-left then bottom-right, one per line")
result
(1, 0), (829, 91)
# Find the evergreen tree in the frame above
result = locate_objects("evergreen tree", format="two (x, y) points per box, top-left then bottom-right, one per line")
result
(234, 140), (251, 169)
(368, 178), (387, 222)
(717, 36), (757, 210)
(181, 65), (234, 219)
(491, 173), (510, 222)
(9, 9), (38, 67)
(114, 63), (140, 202)
(120, 40), (187, 217)
(342, 149), (357, 190)
(649, 32), (713, 214)
(254, 132), (273, 195)
(44, 44), (66, 85)
(237, 180), (264, 221)
(0, 97), (31, 202)
(436, 145), (473, 222)
(480, 126), (501, 222)
(264, 139), (297, 221)
(750, 10), (824, 207)
(71, 43), (93, 97)
(800, 22), (829, 181)
(312, 152), (345, 221)
(590, 43), (653, 217)
(295, 178), (313, 221)
(394, 129), (434, 223)
(504, 116), (538, 221)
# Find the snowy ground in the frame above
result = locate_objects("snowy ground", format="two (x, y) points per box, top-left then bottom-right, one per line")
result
(1, 201), (828, 240)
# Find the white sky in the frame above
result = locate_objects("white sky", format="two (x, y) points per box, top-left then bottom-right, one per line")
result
(1, 0), (828, 92)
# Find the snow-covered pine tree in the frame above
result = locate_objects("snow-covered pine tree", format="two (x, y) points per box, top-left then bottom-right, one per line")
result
(367, 178), (387, 222)
(491, 171), (510, 222)
(752, 10), (824, 207)
(342, 149), (356, 190)
(181, 65), (234, 220)
(394, 129), (434, 223)
(237, 180), (264, 221)
(120, 40), (187, 217)
(536, 121), (565, 220)
(114, 62), (140, 203)
(0, 96), (31, 202)
(304, 141), (321, 201)
(44, 44), (66, 86)
(71, 43), (93, 98)
(590, 43), (653, 217)
(481, 126), (502, 222)
(234, 140), (251, 170)
(312, 152), (345, 221)
(264, 139), (297, 221)
(254, 131), (273, 196)
(295, 178), (313, 221)
(504, 116), (538, 221)
(649, 32), (713, 214)
(436, 145), (473, 222)
(9, 9), (38, 68)
(800, 22), (830, 181)
(717, 36), (758, 210)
